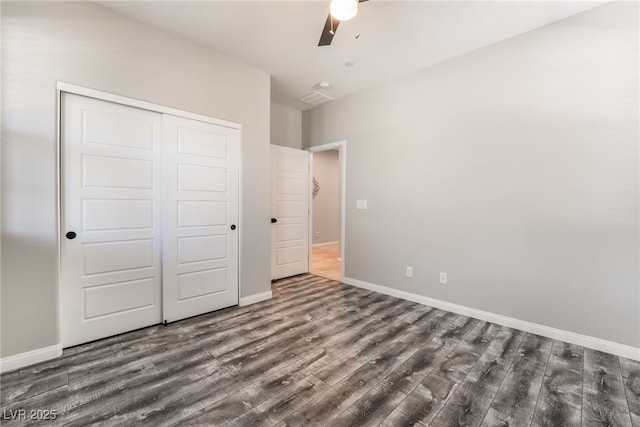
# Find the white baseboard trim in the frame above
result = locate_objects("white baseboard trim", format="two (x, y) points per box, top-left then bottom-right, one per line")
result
(0, 344), (63, 373)
(312, 241), (339, 248)
(239, 290), (273, 307)
(343, 276), (640, 361)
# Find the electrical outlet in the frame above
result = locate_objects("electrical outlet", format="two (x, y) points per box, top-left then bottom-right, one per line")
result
(440, 272), (448, 285)
(406, 266), (413, 278)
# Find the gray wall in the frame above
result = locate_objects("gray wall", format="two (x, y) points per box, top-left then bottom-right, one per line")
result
(312, 150), (341, 245)
(1, 1), (271, 358)
(271, 102), (302, 149)
(303, 2), (639, 347)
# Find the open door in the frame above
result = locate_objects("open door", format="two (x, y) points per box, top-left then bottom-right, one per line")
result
(270, 145), (310, 280)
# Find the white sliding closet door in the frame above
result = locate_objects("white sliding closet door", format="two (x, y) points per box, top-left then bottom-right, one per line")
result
(61, 92), (240, 346)
(162, 115), (239, 323)
(60, 93), (163, 347)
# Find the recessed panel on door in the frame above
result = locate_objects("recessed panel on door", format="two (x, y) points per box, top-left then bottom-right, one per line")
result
(276, 246), (304, 265)
(178, 127), (228, 159)
(277, 177), (305, 195)
(82, 155), (154, 189)
(277, 224), (304, 242)
(83, 239), (154, 275)
(178, 268), (228, 301)
(278, 152), (308, 173)
(178, 164), (228, 192)
(178, 201), (227, 227)
(178, 235), (227, 264)
(82, 109), (155, 150)
(84, 278), (156, 319)
(277, 201), (305, 219)
(82, 199), (154, 231)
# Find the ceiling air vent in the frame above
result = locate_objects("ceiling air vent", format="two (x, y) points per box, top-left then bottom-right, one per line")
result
(297, 91), (333, 107)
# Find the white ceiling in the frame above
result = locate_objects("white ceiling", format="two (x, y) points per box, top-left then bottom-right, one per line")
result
(96, 1), (605, 111)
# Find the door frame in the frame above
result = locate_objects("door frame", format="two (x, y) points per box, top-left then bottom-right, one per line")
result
(307, 140), (347, 280)
(56, 82), (243, 343)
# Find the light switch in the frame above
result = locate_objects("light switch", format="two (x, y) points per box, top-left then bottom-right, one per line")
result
(356, 200), (368, 210)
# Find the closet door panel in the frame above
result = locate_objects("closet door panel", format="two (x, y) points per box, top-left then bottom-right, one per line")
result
(162, 114), (239, 323)
(60, 93), (163, 347)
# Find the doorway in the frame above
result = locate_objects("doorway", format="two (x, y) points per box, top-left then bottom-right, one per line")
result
(309, 141), (346, 282)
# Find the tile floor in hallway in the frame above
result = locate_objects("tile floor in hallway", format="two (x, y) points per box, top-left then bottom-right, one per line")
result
(311, 242), (341, 281)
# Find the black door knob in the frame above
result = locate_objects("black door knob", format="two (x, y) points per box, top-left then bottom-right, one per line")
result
(230, 224), (236, 230)
(271, 218), (278, 223)
(65, 231), (77, 240)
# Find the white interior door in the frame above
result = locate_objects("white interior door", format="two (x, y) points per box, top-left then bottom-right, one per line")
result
(162, 115), (239, 323)
(61, 93), (162, 347)
(271, 145), (310, 280)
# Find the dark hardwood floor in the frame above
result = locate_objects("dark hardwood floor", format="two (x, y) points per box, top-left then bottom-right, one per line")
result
(1, 274), (639, 426)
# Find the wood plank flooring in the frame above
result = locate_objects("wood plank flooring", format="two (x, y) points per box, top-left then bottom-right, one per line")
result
(1, 274), (638, 426)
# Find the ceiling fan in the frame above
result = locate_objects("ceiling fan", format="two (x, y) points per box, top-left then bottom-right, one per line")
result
(318, 0), (369, 46)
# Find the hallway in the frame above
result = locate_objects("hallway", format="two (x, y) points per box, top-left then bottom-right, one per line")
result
(310, 242), (341, 281)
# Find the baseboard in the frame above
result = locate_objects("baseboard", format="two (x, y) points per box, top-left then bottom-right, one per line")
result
(239, 290), (273, 307)
(0, 344), (63, 373)
(312, 241), (339, 248)
(343, 276), (640, 361)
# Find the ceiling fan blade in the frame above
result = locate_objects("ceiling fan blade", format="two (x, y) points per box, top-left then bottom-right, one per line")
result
(318, 13), (340, 46)
(318, 0), (367, 47)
